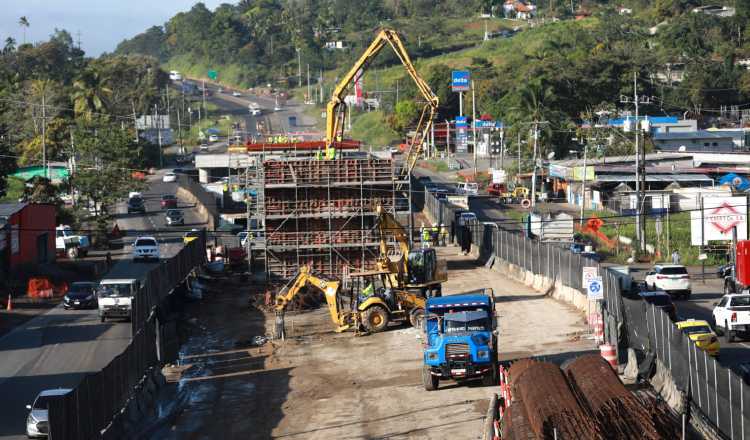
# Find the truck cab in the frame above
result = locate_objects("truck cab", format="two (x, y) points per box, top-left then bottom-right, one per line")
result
(422, 290), (497, 391)
(55, 225), (90, 259)
(97, 278), (140, 322)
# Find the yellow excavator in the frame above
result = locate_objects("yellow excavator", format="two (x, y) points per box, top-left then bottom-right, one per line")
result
(325, 28), (439, 186)
(375, 206), (447, 297)
(274, 265), (426, 336)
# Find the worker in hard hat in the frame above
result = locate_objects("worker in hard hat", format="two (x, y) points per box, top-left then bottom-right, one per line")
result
(326, 146), (336, 160)
(315, 149), (323, 161)
(421, 223), (431, 248)
(440, 223), (448, 246)
(431, 223), (439, 247)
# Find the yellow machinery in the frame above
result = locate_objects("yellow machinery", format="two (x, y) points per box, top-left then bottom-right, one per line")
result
(274, 265), (426, 335)
(325, 28), (439, 185)
(376, 206), (447, 297)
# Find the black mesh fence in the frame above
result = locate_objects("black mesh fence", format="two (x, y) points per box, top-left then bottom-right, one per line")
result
(425, 190), (750, 438)
(48, 232), (207, 439)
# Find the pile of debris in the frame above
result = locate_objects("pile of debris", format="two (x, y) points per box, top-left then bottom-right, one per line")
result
(500, 355), (679, 439)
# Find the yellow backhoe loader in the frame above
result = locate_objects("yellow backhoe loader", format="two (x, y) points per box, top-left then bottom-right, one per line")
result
(274, 265), (426, 337)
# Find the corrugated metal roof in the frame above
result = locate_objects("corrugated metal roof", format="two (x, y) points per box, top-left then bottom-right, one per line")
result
(0, 203), (27, 218)
(596, 174), (713, 183)
(653, 130), (740, 140)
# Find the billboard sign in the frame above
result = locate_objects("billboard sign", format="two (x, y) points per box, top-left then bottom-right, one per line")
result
(455, 116), (468, 128)
(451, 70), (470, 92)
(691, 196), (748, 245)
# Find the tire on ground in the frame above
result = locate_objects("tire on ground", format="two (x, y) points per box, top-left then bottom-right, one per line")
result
(67, 246), (79, 259)
(422, 365), (438, 391)
(362, 305), (389, 333)
(409, 308), (425, 329)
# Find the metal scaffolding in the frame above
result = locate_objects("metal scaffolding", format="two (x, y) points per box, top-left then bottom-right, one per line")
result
(247, 156), (407, 280)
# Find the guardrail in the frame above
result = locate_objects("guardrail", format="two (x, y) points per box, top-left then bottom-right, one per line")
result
(424, 190), (750, 438)
(48, 234), (207, 439)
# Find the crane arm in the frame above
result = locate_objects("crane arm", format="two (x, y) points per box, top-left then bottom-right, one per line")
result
(325, 28), (439, 178)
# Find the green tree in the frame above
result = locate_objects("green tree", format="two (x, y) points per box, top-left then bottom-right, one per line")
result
(71, 67), (112, 121)
(391, 100), (420, 134)
(18, 16), (29, 45)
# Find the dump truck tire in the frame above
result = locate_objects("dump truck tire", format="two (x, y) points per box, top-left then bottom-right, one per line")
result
(423, 366), (438, 391)
(409, 308), (425, 329)
(363, 305), (389, 333)
(67, 246), (79, 259)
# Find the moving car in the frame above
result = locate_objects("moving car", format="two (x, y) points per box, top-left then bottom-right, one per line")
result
(486, 183), (507, 197)
(162, 172), (177, 183)
(165, 209), (184, 226)
(132, 236), (160, 261)
(98, 278), (140, 322)
(160, 194), (178, 209)
(183, 229), (201, 245)
(26, 388), (72, 438)
(232, 91), (241, 97)
(676, 319), (720, 357)
(199, 142), (209, 151)
(457, 182), (479, 196)
(208, 134), (219, 142)
(644, 264), (691, 299)
(713, 293), (750, 342)
(639, 290), (677, 321)
(127, 194), (145, 214)
(63, 281), (98, 310)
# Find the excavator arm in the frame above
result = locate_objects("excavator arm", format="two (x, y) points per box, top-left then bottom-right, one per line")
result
(275, 266), (352, 332)
(326, 29), (438, 186)
(375, 205), (410, 278)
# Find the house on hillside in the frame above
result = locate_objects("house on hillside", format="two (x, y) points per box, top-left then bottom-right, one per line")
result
(692, 5), (736, 17)
(652, 130), (746, 153)
(324, 41), (346, 50)
(503, 0), (536, 20)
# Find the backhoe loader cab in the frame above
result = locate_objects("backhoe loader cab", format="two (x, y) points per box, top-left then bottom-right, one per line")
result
(407, 249), (438, 287)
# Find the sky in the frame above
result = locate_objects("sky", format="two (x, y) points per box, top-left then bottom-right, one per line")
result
(0, 0), (226, 56)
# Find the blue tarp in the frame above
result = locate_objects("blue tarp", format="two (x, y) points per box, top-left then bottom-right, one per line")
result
(719, 173), (750, 191)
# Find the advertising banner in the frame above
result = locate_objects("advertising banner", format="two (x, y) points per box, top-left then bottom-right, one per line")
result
(690, 196), (748, 245)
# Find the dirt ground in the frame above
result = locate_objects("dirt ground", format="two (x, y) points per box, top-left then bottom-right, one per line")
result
(150, 245), (595, 440)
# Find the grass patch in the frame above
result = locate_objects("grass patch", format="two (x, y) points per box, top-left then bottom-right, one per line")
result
(0, 176), (25, 203)
(350, 111), (400, 148)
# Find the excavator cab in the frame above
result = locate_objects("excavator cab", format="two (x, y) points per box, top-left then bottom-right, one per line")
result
(407, 248), (437, 285)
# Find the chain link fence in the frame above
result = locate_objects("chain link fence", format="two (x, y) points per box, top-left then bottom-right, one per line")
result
(48, 234), (207, 439)
(426, 190), (750, 438)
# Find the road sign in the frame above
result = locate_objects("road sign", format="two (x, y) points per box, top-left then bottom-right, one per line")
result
(582, 266), (598, 286)
(455, 116), (468, 128)
(586, 276), (603, 300)
(451, 70), (470, 92)
(208, 70), (218, 80)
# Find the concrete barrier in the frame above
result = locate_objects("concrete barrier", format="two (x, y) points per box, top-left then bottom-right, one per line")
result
(177, 175), (218, 231)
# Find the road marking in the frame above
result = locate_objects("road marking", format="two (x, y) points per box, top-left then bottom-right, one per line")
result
(740, 343), (750, 349)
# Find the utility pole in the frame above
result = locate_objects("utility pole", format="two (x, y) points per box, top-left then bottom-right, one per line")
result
(319, 69), (324, 104)
(306, 64), (311, 103)
(176, 104), (183, 155)
(579, 137), (588, 226)
(41, 92), (47, 179)
(297, 48), (302, 88)
(517, 131), (521, 179)
(155, 104), (163, 169)
(132, 101), (139, 143)
(621, 72), (650, 254)
(472, 80), (477, 175)
(531, 123), (538, 207)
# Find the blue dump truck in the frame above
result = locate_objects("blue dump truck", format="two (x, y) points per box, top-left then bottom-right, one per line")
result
(422, 289), (497, 391)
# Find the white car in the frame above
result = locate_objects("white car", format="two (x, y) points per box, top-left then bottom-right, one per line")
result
(644, 264), (691, 298)
(232, 91), (241, 97)
(208, 134), (219, 142)
(27, 388), (72, 437)
(274, 105), (282, 112)
(457, 182), (479, 196)
(132, 236), (160, 261)
(249, 107), (262, 116)
(162, 172), (177, 183)
(713, 294), (750, 342)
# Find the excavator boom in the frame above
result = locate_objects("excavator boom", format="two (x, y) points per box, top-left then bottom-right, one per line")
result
(275, 266), (352, 332)
(325, 29), (438, 186)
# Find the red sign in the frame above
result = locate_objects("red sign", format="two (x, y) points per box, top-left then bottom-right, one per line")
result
(709, 202), (744, 235)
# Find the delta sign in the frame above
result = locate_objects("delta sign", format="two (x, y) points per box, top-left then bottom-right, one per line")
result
(451, 70), (470, 92)
(691, 196), (748, 245)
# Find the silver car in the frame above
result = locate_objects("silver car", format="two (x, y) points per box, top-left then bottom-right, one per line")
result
(26, 388), (72, 437)
(166, 209), (184, 226)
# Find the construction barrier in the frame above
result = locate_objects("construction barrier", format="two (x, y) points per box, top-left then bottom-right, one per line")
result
(48, 234), (206, 439)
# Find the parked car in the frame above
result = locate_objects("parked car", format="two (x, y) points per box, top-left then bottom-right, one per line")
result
(712, 293), (750, 342)
(27, 388), (72, 438)
(644, 264), (691, 299)
(160, 194), (178, 209)
(232, 91), (241, 97)
(639, 290), (677, 321)
(132, 236), (160, 261)
(208, 134), (219, 142)
(487, 183), (507, 197)
(63, 281), (98, 310)
(127, 194), (145, 214)
(165, 209), (184, 226)
(55, 225), (90, 259)
(162, 172), (177, 183)
(457, 182), (479, 196)
(199, 142), (209, 151)
(676, 319), (720, 357)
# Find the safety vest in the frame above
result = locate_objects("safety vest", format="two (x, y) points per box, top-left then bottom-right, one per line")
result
(326, 147), (336, 160)
(315, 150), (323, 160)
(362, 283), (374, 297)
(422, 229), (431, 242)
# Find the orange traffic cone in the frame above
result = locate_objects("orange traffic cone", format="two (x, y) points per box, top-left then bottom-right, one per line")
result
(6, 294), (12, 311)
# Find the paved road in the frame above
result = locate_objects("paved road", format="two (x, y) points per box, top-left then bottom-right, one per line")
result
(0, 173), (203, 439)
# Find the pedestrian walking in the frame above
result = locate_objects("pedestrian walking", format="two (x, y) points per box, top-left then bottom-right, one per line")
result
(672, 250), (680, 265)
(439, 223), (448, 247)
(106, 251), (112, 268)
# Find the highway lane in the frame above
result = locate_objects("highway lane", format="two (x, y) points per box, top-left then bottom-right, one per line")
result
(0, 173), (204, 439)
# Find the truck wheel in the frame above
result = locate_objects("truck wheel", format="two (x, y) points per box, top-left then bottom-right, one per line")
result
(362, 305), (389, 333)
(409, 308), (425, 329)
(79, 250), (88, 258)
(67, 246), (79, 259)
(726, 324), (736, 343)
(482, 362), (498, 387)
(714, 319), (724, 336)
(422, 366), (439, 391)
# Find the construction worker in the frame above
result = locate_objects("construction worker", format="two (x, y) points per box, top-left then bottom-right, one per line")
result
(315, 149), (323, 160)
(362, 281), (374, 298)
(440, 223), (448, 246)
(431, 223), (439, 247)
(326, 146), (336, 160)
(421, 223), (431, 248)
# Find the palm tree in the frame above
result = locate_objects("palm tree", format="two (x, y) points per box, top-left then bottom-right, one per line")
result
(71, 68), (112, 121)
(3, 37), (15, 54)
(18, 16), (29, 45)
